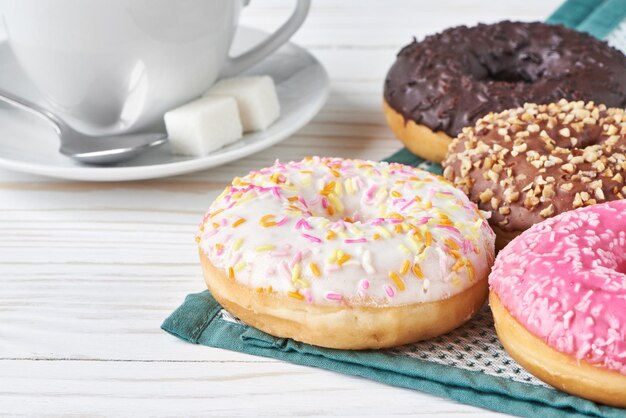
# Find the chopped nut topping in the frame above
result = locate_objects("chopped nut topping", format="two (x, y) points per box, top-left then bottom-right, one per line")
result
(524, 195), (540, 209)
(593, 160), (607, 172)
(583, 151), (598, 163)
(583, 117), (597, 124)
(441, 100), (626, 234)
(460, 158), (472, 176)
(542, 184), (555, 199)
(606, 135), (620, 146)
(503, 188), (520, 203)
(527, 124), (540, 133)
(479, 189), (494, 203)
(573, 193), (584, 208)
(594, 187), (605, 200)
(539, 204), (554, 217)
(589, 180), (602, 189)
(486, 170), (499, 183)
(513, 143), (528, 153)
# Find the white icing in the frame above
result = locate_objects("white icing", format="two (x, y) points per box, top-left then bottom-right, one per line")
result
(199, 157), (495, 306)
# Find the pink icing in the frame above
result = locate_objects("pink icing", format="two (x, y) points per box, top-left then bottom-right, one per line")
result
(490, 200), (626, 375)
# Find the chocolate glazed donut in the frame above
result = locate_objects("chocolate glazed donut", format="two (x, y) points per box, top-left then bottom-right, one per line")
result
(383, 21), (626, 162)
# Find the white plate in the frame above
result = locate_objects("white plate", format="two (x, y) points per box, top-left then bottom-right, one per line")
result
(0, 27), (329, 181)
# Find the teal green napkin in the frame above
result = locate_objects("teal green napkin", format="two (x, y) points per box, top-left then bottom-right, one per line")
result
(547, 0), (626, 39)
(163, 4), (626, 417)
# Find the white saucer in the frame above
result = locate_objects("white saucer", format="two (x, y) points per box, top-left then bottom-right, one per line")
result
(0, 27), (329, 181)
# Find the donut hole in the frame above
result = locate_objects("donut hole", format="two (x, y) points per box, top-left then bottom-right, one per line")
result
(477, 51), (548, 84)
(298, 181), (402, 226)
(308, 196), (380, 224)
(485, 68), (534, 84)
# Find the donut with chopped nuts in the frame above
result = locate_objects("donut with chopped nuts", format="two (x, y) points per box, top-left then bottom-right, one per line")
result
(383, 21), (626, 162)
(489, 200), (626, 407)
(442, 99), (626, 250)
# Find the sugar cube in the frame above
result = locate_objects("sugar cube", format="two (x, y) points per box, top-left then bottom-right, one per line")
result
(204, 76), (280, 132)
(164, 96), (243, 156)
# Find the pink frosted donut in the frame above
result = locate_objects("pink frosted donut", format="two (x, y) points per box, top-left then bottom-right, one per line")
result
(489, 200), (626, 407)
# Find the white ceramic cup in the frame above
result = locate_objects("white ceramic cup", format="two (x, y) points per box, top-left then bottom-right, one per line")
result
(0, 0), (310, 135)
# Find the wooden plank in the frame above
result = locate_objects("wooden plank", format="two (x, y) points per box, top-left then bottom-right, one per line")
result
(241, 0), (562, 47)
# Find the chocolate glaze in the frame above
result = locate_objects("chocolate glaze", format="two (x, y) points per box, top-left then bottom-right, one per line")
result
(384, 21), (626, 137)
(442, 100), (626, 233)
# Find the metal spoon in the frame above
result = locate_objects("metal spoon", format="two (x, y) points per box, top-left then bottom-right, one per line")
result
(0, 88), (167, 165)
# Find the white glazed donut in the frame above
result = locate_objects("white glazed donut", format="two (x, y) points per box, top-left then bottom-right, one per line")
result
(197, 157), (495, 349)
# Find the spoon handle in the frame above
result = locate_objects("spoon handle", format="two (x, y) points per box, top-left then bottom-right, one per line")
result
(0, 88), (64, 135)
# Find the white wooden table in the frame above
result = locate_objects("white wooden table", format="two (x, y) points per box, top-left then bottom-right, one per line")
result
(0, 1), (562, 416)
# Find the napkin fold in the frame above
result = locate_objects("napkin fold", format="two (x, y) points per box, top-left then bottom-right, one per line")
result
(547, 0), (626, 39)
(163, 3), (626, 417)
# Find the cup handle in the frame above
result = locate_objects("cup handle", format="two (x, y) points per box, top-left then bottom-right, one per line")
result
(220, 0), (311, 77)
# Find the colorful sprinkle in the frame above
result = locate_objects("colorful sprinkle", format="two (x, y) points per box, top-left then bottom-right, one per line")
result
(389, 271), (406, 291)
(337, 253), (351, 266)
(362, 250), (375, 274)
(233, 239), (244, 251)
(232, 218), (246, 228)
(288, 291), (304, 301)
(384, 285), (395, 297)
(345, 238), (367, 244)
(209, 208), (225, 218)
(325, 291), (343, 301)
(375, 226), (392, 238)
(412, 264), (424, 278)
(291, 263), (301, 281)
(302, 233), (322, 243)
(310, 262), (321, 277)
(400, 260), (411, 275)
(259, 214), (276, 227)
(398, 244), (411, 255)
(295, 218), (313, 230)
